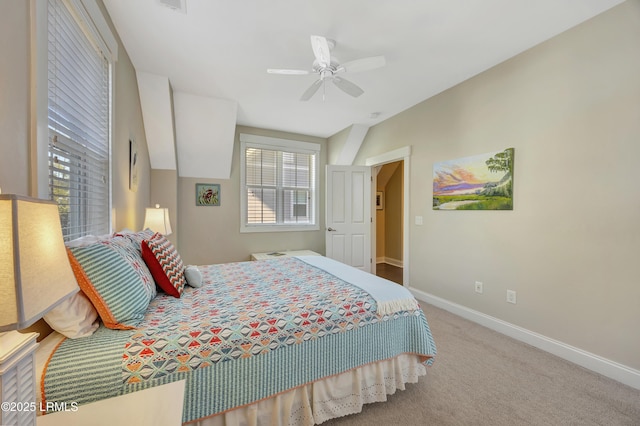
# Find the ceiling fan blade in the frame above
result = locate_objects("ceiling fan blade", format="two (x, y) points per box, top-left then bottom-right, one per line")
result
(338, 56), (386, 73)
(310, 35), (331, 68)
(332, 76), (364, 98)
(267, 68), (310, 75)
(300, 79), (323, 101)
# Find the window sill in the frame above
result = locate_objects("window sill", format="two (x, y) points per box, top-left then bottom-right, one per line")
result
(240, 224), (320, 233)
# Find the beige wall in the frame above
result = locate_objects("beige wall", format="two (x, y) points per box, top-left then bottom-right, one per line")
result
(150, 169), (179, 247)
(0, 1), (31, 195)
(0, 1), (150, 230)
(375, 203), (385, 261)
(326, 125), (350, 165)
(343, 1), (640, 370)
(176, 126), (327, 265)
(108, 1), (152, 231)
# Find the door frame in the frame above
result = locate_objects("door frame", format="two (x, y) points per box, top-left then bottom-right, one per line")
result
(365, 146), (411, 286)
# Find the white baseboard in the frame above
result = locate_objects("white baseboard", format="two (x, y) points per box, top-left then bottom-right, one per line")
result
(376, 257), (403, 268)
(409, 287), (640, 391)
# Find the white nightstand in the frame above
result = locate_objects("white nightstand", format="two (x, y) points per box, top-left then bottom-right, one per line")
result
(1, 331), (39, 426)
(250, 250), (321, 260)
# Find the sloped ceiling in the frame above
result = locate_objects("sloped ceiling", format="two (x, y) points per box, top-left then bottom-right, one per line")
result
(377, 162), (401, 190)
(136, 72), (175, 170)
(104, 0), (625, 175)
(173, 92), (237, 179)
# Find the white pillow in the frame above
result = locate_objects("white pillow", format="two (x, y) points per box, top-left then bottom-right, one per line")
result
(65, 234), (112, 248)
(184, 265), (203, 288)
(44, 291), (99, 339)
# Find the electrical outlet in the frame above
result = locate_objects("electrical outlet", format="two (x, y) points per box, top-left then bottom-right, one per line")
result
(474, 281), (483, 294)
(507, 290), (517, 304)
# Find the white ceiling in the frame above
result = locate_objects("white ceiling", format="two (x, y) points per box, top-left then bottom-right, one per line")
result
(103, 0), (624, 140)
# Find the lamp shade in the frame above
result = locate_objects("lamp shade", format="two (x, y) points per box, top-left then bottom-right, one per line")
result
(0, 195), (79, 331)
(143, 205), (172, 235)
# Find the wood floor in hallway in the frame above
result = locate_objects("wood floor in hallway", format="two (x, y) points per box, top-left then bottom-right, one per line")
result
(375, 262), (403, 285)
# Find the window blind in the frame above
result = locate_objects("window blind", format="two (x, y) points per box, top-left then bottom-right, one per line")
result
(243, 143), (317, 229)
(48, 0), (110, 241)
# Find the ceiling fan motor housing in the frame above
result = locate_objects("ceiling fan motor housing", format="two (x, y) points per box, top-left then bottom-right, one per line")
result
(313, 58), (341, 76)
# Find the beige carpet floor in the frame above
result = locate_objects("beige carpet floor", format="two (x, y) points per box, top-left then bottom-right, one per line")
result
(322, 302), (640, 425)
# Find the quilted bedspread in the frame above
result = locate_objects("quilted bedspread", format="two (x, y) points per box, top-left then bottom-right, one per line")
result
(42, 257), (436, 423)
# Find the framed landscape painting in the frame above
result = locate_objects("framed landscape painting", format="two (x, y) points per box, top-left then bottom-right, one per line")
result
(433, 148), (514, 210)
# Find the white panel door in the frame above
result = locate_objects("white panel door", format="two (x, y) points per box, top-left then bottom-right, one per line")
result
(326, 165), (372, 272)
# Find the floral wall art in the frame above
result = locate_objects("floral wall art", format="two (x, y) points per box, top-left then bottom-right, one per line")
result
(433, 148), (514, 210)
(196, 183), (220, 206)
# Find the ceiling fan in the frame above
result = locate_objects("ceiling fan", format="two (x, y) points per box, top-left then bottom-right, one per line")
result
(267, 35), (386, 101)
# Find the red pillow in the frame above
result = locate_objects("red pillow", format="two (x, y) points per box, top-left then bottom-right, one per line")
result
(141, 233), (186, 298)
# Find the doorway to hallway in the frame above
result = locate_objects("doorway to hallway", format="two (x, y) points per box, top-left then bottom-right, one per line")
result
(374, 160), (404, 285)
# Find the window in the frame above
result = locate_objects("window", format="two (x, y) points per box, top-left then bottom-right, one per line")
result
(240, 134), (320, 232)
(47, 0), (115, 241)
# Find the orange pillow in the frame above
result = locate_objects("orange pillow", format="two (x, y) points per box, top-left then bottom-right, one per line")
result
(67, 245), (149, 329)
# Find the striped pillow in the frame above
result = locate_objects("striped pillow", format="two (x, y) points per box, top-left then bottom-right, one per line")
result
(67, 244), (150, 329)
(141, 233), (186, 298)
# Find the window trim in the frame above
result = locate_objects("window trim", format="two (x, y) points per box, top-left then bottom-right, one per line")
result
(240, 133), (320, 233)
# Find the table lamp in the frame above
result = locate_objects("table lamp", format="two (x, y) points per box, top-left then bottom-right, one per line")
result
(143, 204), (172, 235)
(0, 194), (79, 426)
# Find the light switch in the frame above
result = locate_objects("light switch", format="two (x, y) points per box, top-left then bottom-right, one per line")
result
(415, 215), (423, 225)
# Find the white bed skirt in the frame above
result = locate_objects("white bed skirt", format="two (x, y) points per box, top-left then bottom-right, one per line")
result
(191, 353), (426, 426)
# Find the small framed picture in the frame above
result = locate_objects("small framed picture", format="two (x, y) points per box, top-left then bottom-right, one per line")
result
(196, 183), (220, 206)
(376, 191), (384, 210)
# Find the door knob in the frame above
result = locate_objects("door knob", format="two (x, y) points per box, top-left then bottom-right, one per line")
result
(327, 227), (337, 232)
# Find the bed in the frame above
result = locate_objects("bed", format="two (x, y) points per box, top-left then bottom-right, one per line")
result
(37, 230), (436, 425)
